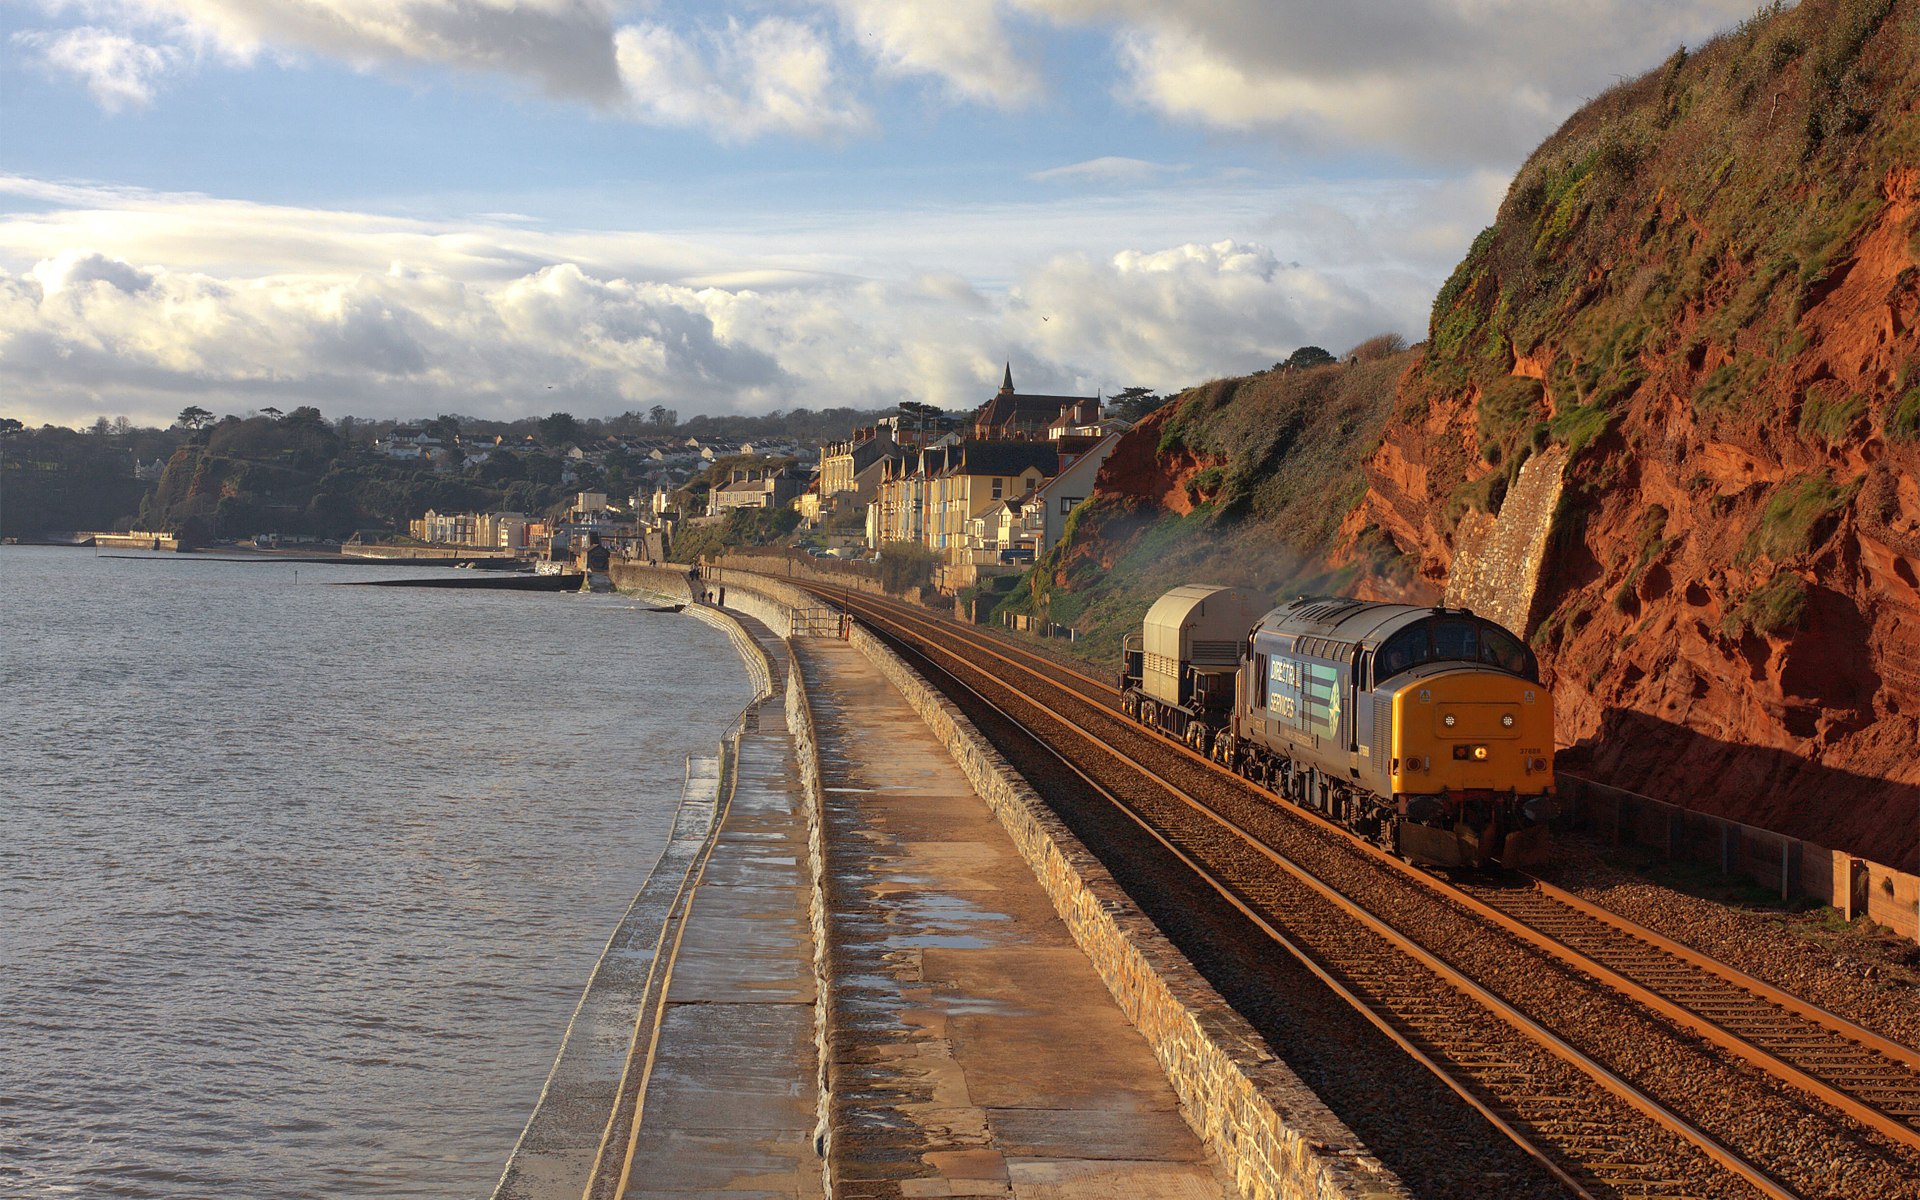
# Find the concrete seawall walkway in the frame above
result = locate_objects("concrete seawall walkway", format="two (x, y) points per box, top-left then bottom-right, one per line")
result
(798, 640), (1227, 1200)
(613, 620), (824, 1200)
(596, 591), (1230, 1198)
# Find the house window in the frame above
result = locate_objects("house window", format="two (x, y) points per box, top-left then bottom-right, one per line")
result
(992, 477), (1004, 500)
(1059, 496), (1083, 514)
(1026, 476), (1038, 492)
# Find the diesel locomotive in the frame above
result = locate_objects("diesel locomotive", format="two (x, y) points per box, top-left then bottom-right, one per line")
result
(1120, 585), (1556, 868)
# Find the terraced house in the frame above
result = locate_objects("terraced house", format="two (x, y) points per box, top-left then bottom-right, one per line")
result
(868, 365), (1119, 560)
(928, 440), (1060, 553)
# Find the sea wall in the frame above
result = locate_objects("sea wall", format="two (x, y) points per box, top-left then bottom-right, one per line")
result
(610, 562), (697, 603)
(339, 544), (471, 561)
(781, 641), (838, 1199)
(89, 531), (181, 551)
(491, 600), (773, 1200)
(717, 572), (1405, 1200)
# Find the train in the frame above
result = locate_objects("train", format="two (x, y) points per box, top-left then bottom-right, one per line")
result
(1120, 585), (1556, 868)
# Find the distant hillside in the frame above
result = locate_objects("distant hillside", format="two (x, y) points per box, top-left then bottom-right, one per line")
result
(1024, 0), (1920, 869)
(139, 412), (586, 545)
(0, 424), (161, 536)
(1001, 338), (1414, 662)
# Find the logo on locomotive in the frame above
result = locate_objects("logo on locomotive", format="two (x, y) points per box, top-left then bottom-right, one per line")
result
(1268, 656), (1340, 738)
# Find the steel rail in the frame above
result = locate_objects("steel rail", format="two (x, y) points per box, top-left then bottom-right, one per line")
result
(853, 603), (1800, 1200)
(799, 579), (1920, 1152)
(1520, 876), (1920, 1076)
(797, 582), (1118, 697)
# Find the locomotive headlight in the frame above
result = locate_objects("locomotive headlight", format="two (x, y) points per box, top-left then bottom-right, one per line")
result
(1472, 745), (1489, 761)
(1442, 713), (1457, 728)
(1501, 713), (1515, 728)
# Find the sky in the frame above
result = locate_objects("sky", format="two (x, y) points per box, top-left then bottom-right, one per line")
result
(0, 0), (1761, 429)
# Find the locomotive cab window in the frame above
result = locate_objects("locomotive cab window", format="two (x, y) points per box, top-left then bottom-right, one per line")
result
(1431, 619), (1478, 663)
(1478, 622), (1531, 676)
(1374, 625), (1430, 680)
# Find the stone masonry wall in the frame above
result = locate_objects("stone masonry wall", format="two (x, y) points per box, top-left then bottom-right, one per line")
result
(782, 643), (838, 1199)
(1444, 445), (1568, 635)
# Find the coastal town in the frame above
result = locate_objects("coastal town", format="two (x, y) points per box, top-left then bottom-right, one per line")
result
(396, 365), (1130, 597)
(13, 3), (1920, 1200)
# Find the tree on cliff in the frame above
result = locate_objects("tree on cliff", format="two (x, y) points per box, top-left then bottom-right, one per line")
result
(1108, 387), (1166, 423)
(177, 406), (214, 431)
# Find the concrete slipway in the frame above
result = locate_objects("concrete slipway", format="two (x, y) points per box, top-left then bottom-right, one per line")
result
(493, 567), (1404, 1200)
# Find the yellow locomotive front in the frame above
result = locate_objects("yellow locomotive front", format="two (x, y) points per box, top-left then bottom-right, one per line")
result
(1386, 666), (1555, 867)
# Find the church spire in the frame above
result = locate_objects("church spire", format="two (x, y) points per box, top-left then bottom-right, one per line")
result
(1000, 362), (1015, 395)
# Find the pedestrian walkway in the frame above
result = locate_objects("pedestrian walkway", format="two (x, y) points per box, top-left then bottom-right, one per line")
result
(798, 639), (1228, 1200)
(597, 614), (1230, 1200)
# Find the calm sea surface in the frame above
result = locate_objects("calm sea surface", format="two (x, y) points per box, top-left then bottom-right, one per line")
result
(0, 547), (753, 1199)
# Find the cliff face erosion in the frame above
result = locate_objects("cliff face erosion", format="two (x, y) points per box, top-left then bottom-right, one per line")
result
(1344, 0), (1920, 869)
(1049, 0), (1919, 869)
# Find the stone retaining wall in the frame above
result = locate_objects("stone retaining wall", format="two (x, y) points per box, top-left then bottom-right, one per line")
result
(782, 644), (837, 1200)
(715, 572), (1405, 1200)
(609, 561), (698, 603)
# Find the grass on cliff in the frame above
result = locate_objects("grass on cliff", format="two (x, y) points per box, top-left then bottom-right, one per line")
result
(1739, 472), (1860, 564)
(1414, 0), (1920, 478)
(1723, 572), (1812, 638)
(1888, 387), (1920, 440)
(998, 346), (1415, 663)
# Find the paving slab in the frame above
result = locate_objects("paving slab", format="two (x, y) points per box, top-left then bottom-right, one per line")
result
(798, 640), (1229, 1200)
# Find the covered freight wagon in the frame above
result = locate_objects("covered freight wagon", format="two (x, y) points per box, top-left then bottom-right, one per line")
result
(1121, 584), (1263, 744)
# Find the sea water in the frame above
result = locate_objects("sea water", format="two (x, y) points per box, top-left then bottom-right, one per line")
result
(0, 547), (753, 1198)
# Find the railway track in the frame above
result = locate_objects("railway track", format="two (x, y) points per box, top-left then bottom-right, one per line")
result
(767, 576), (1920, 1200)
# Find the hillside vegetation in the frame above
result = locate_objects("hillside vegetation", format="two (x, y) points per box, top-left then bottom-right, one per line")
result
(999, 338), (1414, 662)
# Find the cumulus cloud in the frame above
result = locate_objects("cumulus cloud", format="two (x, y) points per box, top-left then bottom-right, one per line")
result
(56, 0), (627, 102)
(29, 247), (157, 295)
(1064, 0), (1756, 162)
(16, 2), (874, 138)
(12, 25), (183, 111)
(16, 0), (1756, 161)
(0, 170), (1501, 427)
(1011, 240), (1388, 385)
(0, 203), (1409, 426)
(614, 17), (869, 140)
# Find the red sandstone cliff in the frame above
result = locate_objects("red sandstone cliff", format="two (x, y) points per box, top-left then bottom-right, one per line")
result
(1347, 0), (1920, 869)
